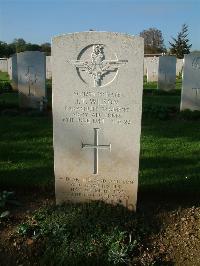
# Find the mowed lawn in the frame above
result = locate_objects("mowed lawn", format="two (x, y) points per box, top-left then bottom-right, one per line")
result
(0, 88), (199, 199)
(0, 71), (10, 81)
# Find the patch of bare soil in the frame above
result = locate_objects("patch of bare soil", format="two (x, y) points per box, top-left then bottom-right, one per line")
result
(135, 201), (200, 265)
(0, 191), (55, 265)
(0, 193), (200, 266)
(148, 206), (200, 265)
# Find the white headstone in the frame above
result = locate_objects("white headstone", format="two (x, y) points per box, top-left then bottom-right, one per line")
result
(180, 53), (200, 111)
(176, 58), (183, 76)
(143, 57), (147, 75)
(7, 57), (12, 78)
(7, 55), (18, 90)
(146, 57), (159, 82)
(52, 32), (144, 211)
(46, 56), (52, 79)
(0, 58), (8, 72)
(17, 51), (46, 109)
(158, 56), (176, 90)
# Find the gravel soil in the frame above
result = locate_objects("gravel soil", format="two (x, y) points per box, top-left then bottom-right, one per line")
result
(0, 193), (200, 266)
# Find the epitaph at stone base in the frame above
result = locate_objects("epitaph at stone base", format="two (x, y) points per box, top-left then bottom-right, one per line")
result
(52, 32), (144, 211)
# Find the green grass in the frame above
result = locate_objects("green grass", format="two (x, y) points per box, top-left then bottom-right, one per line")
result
(0, 91), (199, 199)
(16, 202), (142, 265)
(143, 75), (182, 90)
(0, 115), (53, 189)
(0, 86), (200, 266)
(140, 119), (200, 199)
(0, 71), (10, 82)
(0, 92), (18, 109)
(0, 79), (52, 109)
(143, 93), (180, 108)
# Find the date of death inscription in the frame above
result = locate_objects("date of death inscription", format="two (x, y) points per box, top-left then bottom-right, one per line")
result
(62, 90), (136, 126)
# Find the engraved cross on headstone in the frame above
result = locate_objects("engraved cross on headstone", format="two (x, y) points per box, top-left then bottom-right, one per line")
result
(25, 66), (37, 96)
(70, 44), (128, 87)
(82, 128), (111, 174)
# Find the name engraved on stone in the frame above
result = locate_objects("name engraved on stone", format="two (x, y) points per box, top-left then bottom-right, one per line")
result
(69, 44), (128, 87)
(82, 128), (111, 174)
(25, 66), (38, 96)
(62, 89), (132, 126)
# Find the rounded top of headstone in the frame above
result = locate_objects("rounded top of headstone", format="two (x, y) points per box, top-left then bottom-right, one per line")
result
(17, 51), (45, 56)
(52, 31), (143, 43)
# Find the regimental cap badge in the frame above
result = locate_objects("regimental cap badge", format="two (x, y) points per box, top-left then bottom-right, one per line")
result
(69, 44), (128, 88)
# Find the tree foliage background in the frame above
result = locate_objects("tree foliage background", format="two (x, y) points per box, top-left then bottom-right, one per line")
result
(169, 24), (192, 59)
(140, 27), (166, 54)
(0, 39), (51, 58)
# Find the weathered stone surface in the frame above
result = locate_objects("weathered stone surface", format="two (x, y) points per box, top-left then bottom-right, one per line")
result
(158, 56), (176, 90)
(181, 53), (200, 111)
(46, 56), (52, 79)
(146, 56), (159, 82)
(143, 57), (147, 75)
(176, 58), (183, 76)
(52, 32), (144, 211)
(0, 58), (8, 72)
(7, 55), (18, 90)
(17, 51), (46, 109)
(7, 57), (12, 78)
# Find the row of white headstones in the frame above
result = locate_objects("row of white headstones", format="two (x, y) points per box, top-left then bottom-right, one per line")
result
(0, 55), (182, 81)
(2, 51), (199, 111)
(1, 32), (199, 211)
(0, 56), (52, 79)
(144, 56), (184, 82)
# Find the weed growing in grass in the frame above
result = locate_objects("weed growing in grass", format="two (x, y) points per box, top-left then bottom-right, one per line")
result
(16, 202), (146, 265)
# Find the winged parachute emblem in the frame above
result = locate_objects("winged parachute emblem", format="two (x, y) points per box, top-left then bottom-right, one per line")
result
(69, 44), (128, 87)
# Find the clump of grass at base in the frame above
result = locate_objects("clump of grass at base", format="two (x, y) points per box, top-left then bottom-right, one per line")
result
(17, 202), (145, 266)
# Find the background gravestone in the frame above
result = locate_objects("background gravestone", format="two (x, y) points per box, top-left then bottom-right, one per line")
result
(52, 32), (144, 211)
(17, 51), (46, 109)
(46, 56), (52, 79)
(146, 57), (159, 82)
(7, 55), (18, 90)
(7, 57), (12, 78)
(158, 56), (176, 90)
(143, 57), (147, 75)
(0, 58), (8, 72)
(176, 58), (183, 76)
(180, 53), (200, 111)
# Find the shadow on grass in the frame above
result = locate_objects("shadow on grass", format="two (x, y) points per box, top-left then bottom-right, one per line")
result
(139, 159), (200, 202)
(0, 165), (54, 190)
(141, 118), (200, 141)
(0, 201), (175, 266)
